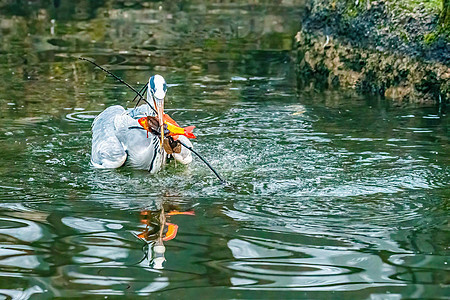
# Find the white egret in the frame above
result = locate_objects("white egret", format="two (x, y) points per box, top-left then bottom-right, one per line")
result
(90, 75), (193, 172)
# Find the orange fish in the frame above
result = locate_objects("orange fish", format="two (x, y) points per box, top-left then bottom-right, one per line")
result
(138, 114), (196, 139)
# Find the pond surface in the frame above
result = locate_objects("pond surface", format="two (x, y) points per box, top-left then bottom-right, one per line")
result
(0, 1), (449, 298)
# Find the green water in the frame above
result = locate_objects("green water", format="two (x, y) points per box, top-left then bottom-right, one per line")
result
(0, 1), (449, 298)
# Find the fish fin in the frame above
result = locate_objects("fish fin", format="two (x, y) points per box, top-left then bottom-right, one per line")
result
(163, 113), (180, 126)
(184, 126), (196, 139)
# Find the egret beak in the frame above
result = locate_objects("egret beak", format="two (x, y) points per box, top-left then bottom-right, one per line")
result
(154, 98), (165, 146)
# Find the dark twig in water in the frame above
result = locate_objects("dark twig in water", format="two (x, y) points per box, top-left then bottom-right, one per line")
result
(78, 57), (157, 115)
(178, 140), (228, 185)
(128, 126), (146, 131)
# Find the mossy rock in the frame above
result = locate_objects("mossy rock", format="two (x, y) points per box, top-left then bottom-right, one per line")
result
(296, 30), (449, 103)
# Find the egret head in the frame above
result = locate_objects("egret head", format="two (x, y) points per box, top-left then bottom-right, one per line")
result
(149, 74), (167, 102)
(147, 74), (167, 122)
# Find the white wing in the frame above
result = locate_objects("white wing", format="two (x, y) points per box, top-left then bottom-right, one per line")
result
(91, 105), (127, 168)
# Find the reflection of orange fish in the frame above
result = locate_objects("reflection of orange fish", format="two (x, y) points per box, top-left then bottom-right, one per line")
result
(167, 210), (195, 216)
(138, 113), (196, 139)
(162, 223), (178, 241)
(137, 209), (194, 241)
(137, 232), (147, 239)
(138, 223), (179, 241)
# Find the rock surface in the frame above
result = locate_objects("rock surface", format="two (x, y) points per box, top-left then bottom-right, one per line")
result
(296, 0), (449, 104)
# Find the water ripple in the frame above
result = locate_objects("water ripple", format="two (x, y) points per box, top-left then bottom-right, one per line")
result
(65, 110), (99, 122)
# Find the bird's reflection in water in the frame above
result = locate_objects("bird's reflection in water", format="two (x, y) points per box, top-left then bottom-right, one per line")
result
(136, 203), (194, 269)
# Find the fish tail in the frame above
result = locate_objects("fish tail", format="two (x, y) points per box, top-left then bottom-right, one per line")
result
(184, 126), (196, 139)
